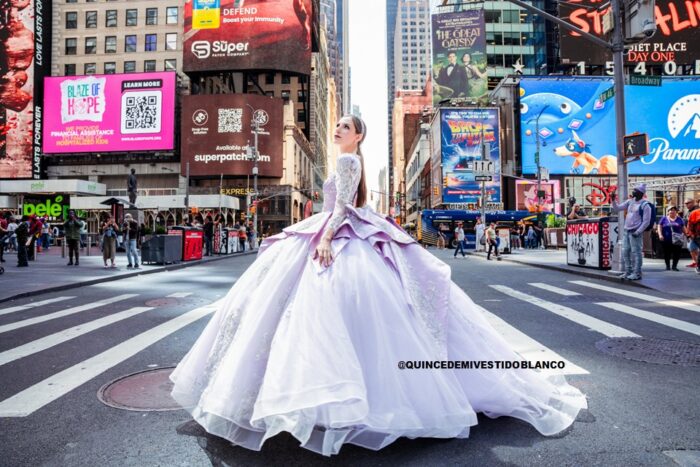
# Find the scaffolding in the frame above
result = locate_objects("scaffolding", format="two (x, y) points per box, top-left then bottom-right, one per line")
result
(629, 174), (700, 192)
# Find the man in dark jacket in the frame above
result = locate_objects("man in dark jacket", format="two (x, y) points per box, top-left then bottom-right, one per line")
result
(203, 217), (214, 256)
(27, 215), (42, 261)
(63, 209), (82, 266)
(15, 216), (29, 267)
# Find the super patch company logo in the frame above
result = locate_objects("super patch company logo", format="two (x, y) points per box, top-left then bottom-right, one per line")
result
(642, 94), (700, 167)
(192, 109), (209, 126)
(191, 41), (211, 59)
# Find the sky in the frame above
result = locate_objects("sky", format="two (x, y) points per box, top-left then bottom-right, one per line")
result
(348, 0), (389, 199)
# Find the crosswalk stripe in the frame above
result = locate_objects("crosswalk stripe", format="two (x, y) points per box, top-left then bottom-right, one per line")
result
(490, 285), (640, 338)
(570, 280), (700, 313)
(596, 302), (700, 337)
(529, 283), (581, 297)
(0, 300), (221, 417)
(477, 305), (589, 375)
(0, 297), (76, 318)
(167, 292), (193, 298)
(0, 307), (154, 367)
(0, 295), (138, 335)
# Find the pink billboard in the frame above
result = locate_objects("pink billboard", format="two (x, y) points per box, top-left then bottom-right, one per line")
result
(42, 72), (175, 153)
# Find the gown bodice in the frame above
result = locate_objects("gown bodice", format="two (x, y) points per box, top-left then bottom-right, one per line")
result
(320, 153), (362, 233)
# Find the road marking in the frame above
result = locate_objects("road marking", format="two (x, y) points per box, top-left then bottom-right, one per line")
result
(490, 285), (640, 338)
(0, 300), (221, 417)
(477, 305), (589, 375)
(529, 283), (581, 297)
(167, 292), (193, 298)
(0, 295), (138, 335)
(570, 280), (700, 313)
(0, 307), (154, 367)
(0, 297), (76, 317)
(596, 302), (700, 337)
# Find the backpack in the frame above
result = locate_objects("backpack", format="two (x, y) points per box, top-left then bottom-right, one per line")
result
(638, 201), (657, 231)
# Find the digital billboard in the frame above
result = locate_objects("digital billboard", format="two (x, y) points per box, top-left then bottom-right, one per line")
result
(184, 0), (313, 75)
(515, 180), (562, 214)
(0, 0), (51, 179)
(181, 94), (284, 177)
(519, 77), (700, 176)
(431, 10), (488, 105)
(440, 108), (500, 204)
(559, 0), (700, 65)
(42, 73), (176, 154)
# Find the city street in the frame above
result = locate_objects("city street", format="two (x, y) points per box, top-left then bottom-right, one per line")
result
(0, 252), (698, 466)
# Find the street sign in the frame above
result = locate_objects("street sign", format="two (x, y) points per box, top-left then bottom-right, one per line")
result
(599, 86), (615, 103)
(473, 160), (495, 176)
(475, 175), (493, 182)
(623, 132), (649, 160)
(602, 8), (614, 34)
(539, 167), (549, 181)
(629, 75), (661, 87)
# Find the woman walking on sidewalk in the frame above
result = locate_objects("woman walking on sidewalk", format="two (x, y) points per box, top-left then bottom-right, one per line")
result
(657, 206), (685, 271)
(101, 217), (120, 268)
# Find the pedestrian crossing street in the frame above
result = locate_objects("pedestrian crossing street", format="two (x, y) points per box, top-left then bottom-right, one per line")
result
(0, 281), (697, 419)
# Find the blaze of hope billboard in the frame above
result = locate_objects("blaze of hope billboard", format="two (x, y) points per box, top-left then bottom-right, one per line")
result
(520, 77), (700, 175)
(441, 108), (500, 204)
(42, 72), (175, 154)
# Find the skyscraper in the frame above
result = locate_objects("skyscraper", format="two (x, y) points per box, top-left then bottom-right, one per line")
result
(386, 0), (400, 195)
(321, 0), (349, 114)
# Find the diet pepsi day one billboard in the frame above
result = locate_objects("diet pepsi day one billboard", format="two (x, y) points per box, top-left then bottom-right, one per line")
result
(42, 72), (176, 154)
(520, 77), (700, 176)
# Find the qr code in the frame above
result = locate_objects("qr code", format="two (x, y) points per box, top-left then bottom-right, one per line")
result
(121, 91), (162, 134)
(218, 108), (243, 133)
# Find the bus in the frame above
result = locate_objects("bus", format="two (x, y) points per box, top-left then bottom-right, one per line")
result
(417, 210), (536, 249)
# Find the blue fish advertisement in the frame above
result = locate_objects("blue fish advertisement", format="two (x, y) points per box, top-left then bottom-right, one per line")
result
(440, 108), (500, 204)
(520, 77), (700, 175)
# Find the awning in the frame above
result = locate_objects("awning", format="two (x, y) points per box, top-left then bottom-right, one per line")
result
(0, 179), (106, 196)
(69, 194), (240, 211)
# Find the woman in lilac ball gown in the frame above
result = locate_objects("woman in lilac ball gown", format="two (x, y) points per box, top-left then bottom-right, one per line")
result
(170, 115), (587, 456)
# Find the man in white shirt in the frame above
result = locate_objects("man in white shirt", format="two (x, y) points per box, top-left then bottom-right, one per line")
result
(453, 222), (466, 258)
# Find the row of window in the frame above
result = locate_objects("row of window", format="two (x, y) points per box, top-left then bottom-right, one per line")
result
(65, 7), (178, 29)
(64, 59), (177, 76)
(64, 34), (178, 55)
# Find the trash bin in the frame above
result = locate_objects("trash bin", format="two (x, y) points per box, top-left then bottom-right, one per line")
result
(214, 227), (239, 255)
(169, 226), (203, 261)
(566, 217), (618, 269)
(141, 235), (181, 265)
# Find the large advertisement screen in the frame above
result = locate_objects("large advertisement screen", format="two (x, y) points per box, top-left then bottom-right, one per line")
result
(515, 180), (562, 214)
(1, 0), (51, 179)
(431, 10), (488, 105)
(440, 108), (500, 204)
(181, 94), (283, 177)
(183, 0), (313, 75)
(559, 0), (700, 65)
(519, 77), (700, 176)
(42, 73), (176, 154)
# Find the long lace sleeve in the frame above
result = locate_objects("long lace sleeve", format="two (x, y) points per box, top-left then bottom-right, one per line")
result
(325, 154), (361, 236)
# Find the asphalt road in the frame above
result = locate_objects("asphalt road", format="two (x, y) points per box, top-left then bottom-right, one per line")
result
(0, 250), (698, 466)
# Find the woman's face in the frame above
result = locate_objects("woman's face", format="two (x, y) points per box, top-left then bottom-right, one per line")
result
(668, 209), (677, 218)
(333, 116), (362, 152)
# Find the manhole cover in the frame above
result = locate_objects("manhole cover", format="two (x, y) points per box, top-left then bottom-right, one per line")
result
(595, 337), (700, 366)
(145, 298), (179, 307)
(98, 367), (182, 411)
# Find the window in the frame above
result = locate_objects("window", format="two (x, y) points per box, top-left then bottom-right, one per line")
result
(66, 0), (77, 3)
(265, 72), (275, 85)
(85, 37), (96, 54)
(164, 59), (176, 71)
(146, 8), (158, 25)
(297, 90), (306, 100)
(297, 109), (306, 122)
(64, 64), (76, 75)
(104, 62), (116, 74)
(105, 36), (117, 53)
(85, 11), (97, 28)
(65, 38), (77, 55)
(144, 60), (156, 72)
(165, 33), (177, 51)
(106, 10), (117, 27)
(84, 63), (96, 75)
(126, 9), (137, 26)
(281, 74), (291, 84)
(281, 90), (290, 102)
(166, 7), (178, 24)
(124, 61), (136, 73)
(145, 34), (157, 52)
(125, 35), (137, 52)
(65, 12), (77, 29)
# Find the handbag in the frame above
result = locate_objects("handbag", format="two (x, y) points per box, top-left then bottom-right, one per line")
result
(479, 235), (486, 246)
(671, 231), (685, 246)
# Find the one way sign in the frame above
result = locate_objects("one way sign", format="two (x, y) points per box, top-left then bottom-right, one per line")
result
(623, 133), (649, 161)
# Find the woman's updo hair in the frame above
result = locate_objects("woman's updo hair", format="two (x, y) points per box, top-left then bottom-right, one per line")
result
(346, 114), (367, 208)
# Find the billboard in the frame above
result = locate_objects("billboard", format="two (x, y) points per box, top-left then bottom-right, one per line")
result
(42, 73), (175, 154)
(515, 180), (562, 214)
(181, 94), (283, 177)
(519, 77), (700, 176)
(559, 0), (700, 65)
(440, 108), (500, 204)
(431, 10), (488, 105)
(183, 0), (313, 75)
(0, 0), (51, 179)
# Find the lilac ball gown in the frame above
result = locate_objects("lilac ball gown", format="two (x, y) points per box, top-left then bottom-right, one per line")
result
(170, 153), (587, 456)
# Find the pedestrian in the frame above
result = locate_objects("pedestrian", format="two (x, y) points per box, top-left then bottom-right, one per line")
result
(475, 218), (485, 252)
(79, 217), (88, 249)
(453, 221), (466, 258)
(15, 216), (29, 267)
(247, 222), (256, 250)
(122, 213), (140, 269)
(684, 198), (700, 274)
(611, 183), (653, 280)
(684, 198), (699, 270)
(566, 198), (587, 220)
(510, 225), (521, 251)
(657, 206), (684, 271)
(0, 214), (7, 263)
(7, 215), (18, 252)
(63, 209), (82, 266)
(437, 230), (446, 250)
(525, 225), (536, 249)
(239, 223), (247, 252)
(40, 220), (50, 251)
(533, 222), (544, 249)
(101, 216), (120, 268)
(203, 217), (214, 256)
(27, 215), (42, 260)
(486, 222), (501, 260)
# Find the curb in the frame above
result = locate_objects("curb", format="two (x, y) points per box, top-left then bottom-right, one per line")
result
(0, 250), (258, 305)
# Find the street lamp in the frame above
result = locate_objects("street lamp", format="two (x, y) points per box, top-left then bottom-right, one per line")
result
(245, 104), (260, 242)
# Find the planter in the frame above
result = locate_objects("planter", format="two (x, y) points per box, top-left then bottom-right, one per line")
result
(544, 227), (566, 248)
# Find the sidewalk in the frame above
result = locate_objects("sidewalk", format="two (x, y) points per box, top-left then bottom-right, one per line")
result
(467, 247), (700, 299)
(0, 246), (256, 304)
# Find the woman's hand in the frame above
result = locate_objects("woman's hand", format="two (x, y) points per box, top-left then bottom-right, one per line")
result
(314, 238), (334, 268)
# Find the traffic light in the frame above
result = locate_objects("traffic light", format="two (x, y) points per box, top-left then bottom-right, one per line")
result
(623, 132), (649, 161)
(433, 186), (439, 196)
